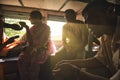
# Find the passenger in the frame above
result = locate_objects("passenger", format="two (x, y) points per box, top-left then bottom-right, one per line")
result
(51, 9), (88, 67)
(18, 10), (55, 80)
(52, 0), (119, 80)
(0, 15), (23, 56)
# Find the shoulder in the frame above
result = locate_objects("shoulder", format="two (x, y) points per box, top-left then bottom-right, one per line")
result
(43, 23), (48, 27)
(43, 23), (50, 32)
(63, 23), (68, 28)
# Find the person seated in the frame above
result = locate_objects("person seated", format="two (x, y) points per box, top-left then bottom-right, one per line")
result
(52, 0), (119, 80)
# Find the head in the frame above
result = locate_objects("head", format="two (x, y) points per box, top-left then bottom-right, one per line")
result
(29, 10), (42, 25)
(64, 9), (76, 22)
(82, 0), (117, 38)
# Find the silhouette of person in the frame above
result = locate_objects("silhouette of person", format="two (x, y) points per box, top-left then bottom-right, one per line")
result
(51, 9), (88, 68)
(18, 10), (55, 80)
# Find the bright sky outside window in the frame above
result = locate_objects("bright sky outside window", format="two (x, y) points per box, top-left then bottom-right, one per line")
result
(47, 20), (66, 41)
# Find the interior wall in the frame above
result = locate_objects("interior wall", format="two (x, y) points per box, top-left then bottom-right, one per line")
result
(1, 5), (65, 23)
(1, 4), (85, 22)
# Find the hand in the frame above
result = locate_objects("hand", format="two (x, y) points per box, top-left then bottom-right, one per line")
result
(52, 63), (69, 76)
(19, 22), (29, 29)
(52, 62), (79, 77)
(52, 60), (69, 75)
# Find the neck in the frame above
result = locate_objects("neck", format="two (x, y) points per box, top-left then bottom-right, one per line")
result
(34, 21), (42, 27)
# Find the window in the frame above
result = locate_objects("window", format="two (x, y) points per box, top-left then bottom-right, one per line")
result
(5, 15), (66, 50)
(47, 20), (65, 49)
(47, 15), (66, 49)
(5, 18), (32, 38)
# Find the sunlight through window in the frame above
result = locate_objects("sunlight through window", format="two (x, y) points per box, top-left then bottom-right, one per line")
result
(47, 20), (65, 41)
(47, 20), (66, 49)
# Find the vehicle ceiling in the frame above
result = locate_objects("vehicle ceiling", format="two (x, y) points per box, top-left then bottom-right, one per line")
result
(0, 0), (92, 11)
(0, 0), (109, 20)
(0, 0), (92, 18)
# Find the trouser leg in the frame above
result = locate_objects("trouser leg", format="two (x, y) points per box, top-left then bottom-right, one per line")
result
(18, 55), (30, 80)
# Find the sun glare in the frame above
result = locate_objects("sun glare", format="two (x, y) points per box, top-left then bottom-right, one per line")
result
(47, 20), (66, 41)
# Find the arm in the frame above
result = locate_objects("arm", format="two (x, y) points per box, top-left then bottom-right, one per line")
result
(55, 57), (104, 69)
(80, 25), (88, 48)
(19, 22), (33, 46)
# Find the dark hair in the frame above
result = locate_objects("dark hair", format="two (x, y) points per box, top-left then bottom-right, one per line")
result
(30, 10), (42, 19)
(82, 0), (113, 16)
(65, 9), (76, 20)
